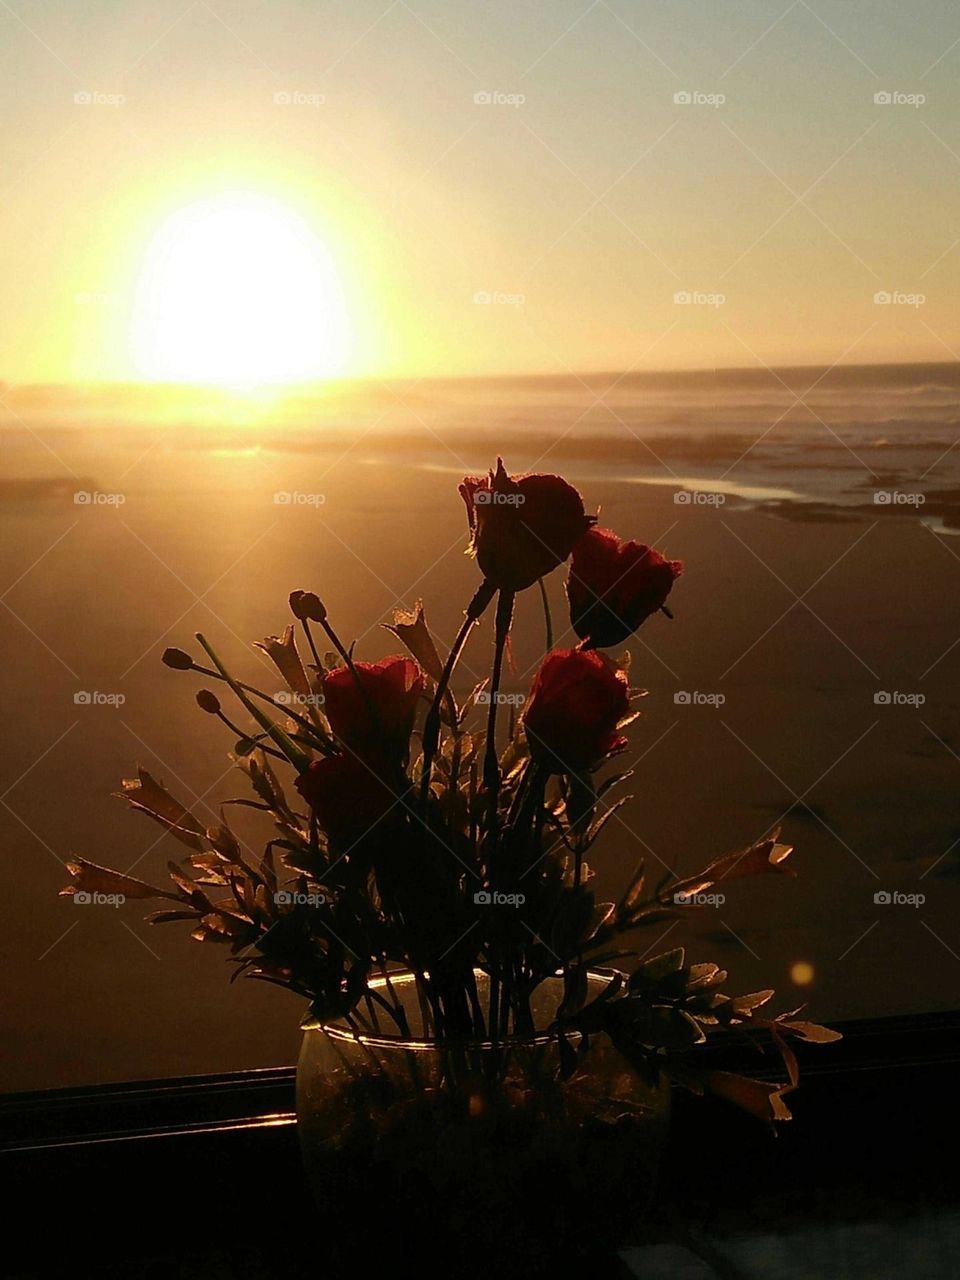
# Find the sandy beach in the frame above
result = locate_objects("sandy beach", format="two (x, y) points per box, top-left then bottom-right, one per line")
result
(2, 376), (960, 1091)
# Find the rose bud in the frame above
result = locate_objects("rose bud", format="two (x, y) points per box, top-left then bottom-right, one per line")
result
(459, 458), (595, 592)
(322, 656), (426, 762)
(567, 527), (682, 649)
(162, 647), (195, 670)
(196, 689), (221, 715)
(523, 649), (630, 774)
(289, 590), (327, 623)
(295, 753), (399, 850)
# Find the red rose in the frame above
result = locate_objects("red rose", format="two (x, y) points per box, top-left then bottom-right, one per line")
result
(295, 753), (399, 850)
(322, 656), (426, 762)
(522, 649), (631, 774)
(460, 459), (595, 592)
(567, 527), (682, 649)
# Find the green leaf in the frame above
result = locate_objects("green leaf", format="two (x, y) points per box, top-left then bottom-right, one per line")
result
(632, 947), (685, 985)
(779, 1019), (843, 1044)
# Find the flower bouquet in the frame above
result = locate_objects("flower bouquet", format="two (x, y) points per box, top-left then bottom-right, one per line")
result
(64, 460), (838, 1273)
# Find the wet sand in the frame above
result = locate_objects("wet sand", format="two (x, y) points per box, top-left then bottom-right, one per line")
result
(2, 438), (960, 1091)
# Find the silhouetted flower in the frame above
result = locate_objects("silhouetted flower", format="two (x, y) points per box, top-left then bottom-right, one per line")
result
(568, 527), (682, 648)
(295, 753), (399, 849)
(523, 648), (630, 773)
(289, 590), (327, 623)
(460, 458), (595, 592)
(322, 656), (426, 762)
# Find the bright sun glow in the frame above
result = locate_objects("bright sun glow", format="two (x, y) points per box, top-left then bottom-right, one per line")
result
(131, 192), (352, 387)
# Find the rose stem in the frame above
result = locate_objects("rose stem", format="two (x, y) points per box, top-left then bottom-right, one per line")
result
(419, 578), (496, 814)
(195, 635), (310, 771)
(483, 588), (516, 812)
(537, 576), (553, 651)
(213, 710), (287, 763)
(293, 618), (335, 732)
(298, 617), (325, 673)
(316, 615), (387, 741)
(186, 662), (335, 750)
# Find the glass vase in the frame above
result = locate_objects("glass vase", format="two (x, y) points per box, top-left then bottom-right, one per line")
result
(296, 968), (670, 1275)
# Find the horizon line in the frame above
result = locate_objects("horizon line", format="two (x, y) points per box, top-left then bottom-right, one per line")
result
(3, 356), (960, 397)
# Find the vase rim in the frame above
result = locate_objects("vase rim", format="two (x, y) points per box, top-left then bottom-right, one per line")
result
(310, 966), (622, 1052)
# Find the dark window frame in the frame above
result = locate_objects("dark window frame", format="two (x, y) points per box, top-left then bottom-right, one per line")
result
(3, 1010), (958, 1274)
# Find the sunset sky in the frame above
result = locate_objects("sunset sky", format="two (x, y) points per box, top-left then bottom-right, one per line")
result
(2, 0), (960, 384)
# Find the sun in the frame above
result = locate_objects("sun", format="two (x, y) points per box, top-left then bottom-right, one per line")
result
(131, 192), (352, 388)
